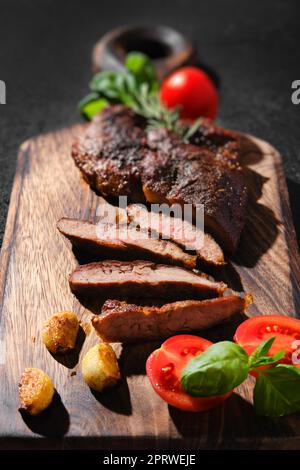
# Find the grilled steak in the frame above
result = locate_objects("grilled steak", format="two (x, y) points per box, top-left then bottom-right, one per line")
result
(126, 204), (225, 266)
(57, 218), (126, 257)
(93, 197), (224, 267)
(72, 105), (247, 252)
(57, 218), (196, 269)
(71, 105), (147, 202)
(142, 128), (247, 253)
(92, 294), (251, 342)
(69, 260), (226, 300)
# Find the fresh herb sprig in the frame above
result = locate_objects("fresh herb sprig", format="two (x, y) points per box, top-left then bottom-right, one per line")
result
(180, 336), (300, 417)
(79, 52), (201, 142)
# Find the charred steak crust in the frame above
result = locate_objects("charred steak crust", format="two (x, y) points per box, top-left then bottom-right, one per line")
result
(142, 128), (247, 253)
(72, 105), (247, 252)
(72, 105), (147, 201)
(69, 260), (227, 301)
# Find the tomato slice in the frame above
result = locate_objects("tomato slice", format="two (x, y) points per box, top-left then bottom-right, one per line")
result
(234, 315), (300, 367)
(146, 335), (232, 412)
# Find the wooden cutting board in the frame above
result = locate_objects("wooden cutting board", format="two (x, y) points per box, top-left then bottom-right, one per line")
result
(1, 125), (300, 450)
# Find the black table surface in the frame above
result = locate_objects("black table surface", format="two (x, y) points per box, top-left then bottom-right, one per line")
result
(0, 0), (300, 247)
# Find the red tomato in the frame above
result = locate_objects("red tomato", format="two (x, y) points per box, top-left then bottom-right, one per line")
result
(234, 315), (300, 367)
(160, 67), (218, 120)
(146, 335), (232, 412)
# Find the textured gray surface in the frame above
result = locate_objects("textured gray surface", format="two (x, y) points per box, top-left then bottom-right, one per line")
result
(1, 0), (300, 246)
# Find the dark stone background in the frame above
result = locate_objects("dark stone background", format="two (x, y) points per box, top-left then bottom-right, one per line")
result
(1, 0), (300, 247)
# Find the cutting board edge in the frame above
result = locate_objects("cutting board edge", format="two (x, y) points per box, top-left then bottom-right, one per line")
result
(0, 141), (30, 314)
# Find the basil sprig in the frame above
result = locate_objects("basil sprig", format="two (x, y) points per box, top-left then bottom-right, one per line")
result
(79, 51), (158, 119)
(248, 336), (285, 369)
(181, 336), (300, 417)
(125, 52), (158, 91)
(79, 52), (201, 141)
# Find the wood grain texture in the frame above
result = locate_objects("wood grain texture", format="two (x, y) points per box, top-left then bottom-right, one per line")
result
(0, 126), (300, 450)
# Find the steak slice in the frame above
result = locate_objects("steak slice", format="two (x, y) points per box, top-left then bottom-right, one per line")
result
(69, 260), (226, 300)
(71, 105), (147, 201)
(57, 218), (127, 258)
(57, 218), (196, 269)
(142, 128), (247, 253)
(126, 204), (225, 267)
(92, 294), (251, 342)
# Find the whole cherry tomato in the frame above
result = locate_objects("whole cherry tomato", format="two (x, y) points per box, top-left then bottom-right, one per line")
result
(160, 67), (218, 120)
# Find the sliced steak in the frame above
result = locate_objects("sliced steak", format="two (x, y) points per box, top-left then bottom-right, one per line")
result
(95, 197), (224, 267)
(57, 218), (126, 258)
(142, 128), (247, 253)
(57, 218), (196, 269)
(69, 260), (226, 300)
(71, 105), (147, 201)
(126, 204), (225, 267)
(92, 294), (251, 342)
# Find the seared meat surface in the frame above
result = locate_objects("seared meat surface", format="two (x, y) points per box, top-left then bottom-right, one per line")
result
(142, 128), (247, 253)
(92, 294), (250, 342)
(69, 260), (226, 300)
(57, 217), (196, 269)
(72, 105), (147, 201)
(71, 105), (247, 252)
(57, 218), (126, 257)
(126, 203), (225, 266)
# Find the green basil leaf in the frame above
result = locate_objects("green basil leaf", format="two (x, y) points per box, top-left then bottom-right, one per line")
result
(249, 336), (285, 369)
(78, 93), (109, 120)
(124, 73), (139, 94)
(254, 364), (300, 417)
(250, 337), (275, 362)
(89, 71), (116, 91)
(125, 52), (158, 90)
(89, 71), (123, 99)
(114, 73), (127, 93)
(250, 351), (285, 368)
(181, 341), (249, 397)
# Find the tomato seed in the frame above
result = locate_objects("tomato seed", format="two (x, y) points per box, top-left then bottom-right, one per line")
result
(161, 363), (174, 373)
(181, 348), (190, 356)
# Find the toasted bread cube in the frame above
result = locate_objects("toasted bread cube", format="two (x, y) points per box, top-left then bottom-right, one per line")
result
(42, 311), (79, 354)
(19, 367), (55, 415)
(81, 343), (120, 392)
